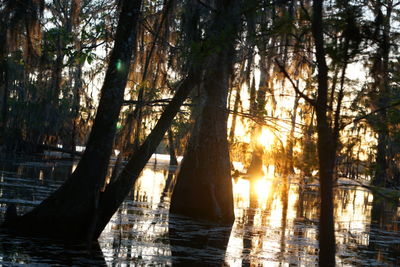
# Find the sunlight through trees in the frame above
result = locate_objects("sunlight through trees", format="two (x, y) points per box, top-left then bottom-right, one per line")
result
(2, 0), (400, 266)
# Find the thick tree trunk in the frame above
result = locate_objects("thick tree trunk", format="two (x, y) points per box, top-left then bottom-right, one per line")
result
(169, 0), (240, 225)
(170, 83), (235, 223)
(312, 1), (336, 266)
(2, 0), (142, 242)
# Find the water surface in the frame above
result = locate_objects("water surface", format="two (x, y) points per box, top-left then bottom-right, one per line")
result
(0, 155), (399, 266)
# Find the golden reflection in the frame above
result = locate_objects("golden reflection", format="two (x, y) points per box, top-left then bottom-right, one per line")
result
(253, 178), (272, 204)
(135, 168), (166, 206)
(232, 178), (250, 209)
(99, 166), (172, 264)
(97, 164), (398, 266)
(3, 157), (399, 265)
(228, 171), (378, 265)
(232, 175), (273, 209)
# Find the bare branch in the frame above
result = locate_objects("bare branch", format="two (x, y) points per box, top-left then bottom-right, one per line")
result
(123, 98), (193, 107)
(196, 0), (217, 12)
(274, 59), (316, 106)
(345, 100), (400, 128)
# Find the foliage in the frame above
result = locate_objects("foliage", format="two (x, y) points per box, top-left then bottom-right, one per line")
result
(1, 0), (400, 187)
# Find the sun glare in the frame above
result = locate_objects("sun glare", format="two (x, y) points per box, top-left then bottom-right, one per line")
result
(254, 178), (272, 203)
(233, 175), (273, 209)
(258, 127), (275, 150)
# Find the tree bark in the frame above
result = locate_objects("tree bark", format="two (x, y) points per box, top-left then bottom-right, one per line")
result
(312, 1), (336, 266)
(169, 0), (240, 225)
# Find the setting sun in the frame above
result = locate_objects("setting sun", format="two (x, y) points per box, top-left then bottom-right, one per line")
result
(258, 127), (276, 151)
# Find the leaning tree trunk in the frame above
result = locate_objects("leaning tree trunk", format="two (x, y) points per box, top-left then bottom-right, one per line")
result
(3, 0), (142, 243)
(92, 69), (201, 238)
(169, 0), (240, 225)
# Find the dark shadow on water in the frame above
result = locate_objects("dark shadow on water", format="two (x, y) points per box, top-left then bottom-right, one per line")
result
(0, 232), (106, 266)
(365, 194), (400, 265)
(168, 215), (232, 266)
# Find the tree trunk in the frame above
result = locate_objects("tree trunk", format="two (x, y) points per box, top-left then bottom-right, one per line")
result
(170, 70), (235, 223)
(131, 0), (174, 153)
(68, 0), (83, 152)
(168, 128), (178, 166)
(247, 126), (264, 177)
(312, 1), (336, 265)
(0, 16), (9, 145)
(371, 1), (392, 187)
(228, 84), (241, 143)
(169, 0), (240, 225)
(0, 21), (8, 145)
(284, 91), (299, 175)
(0, 58), (8, 145)
(69, 61), (82, 152)
(247, 49), (272, 177)
(3, 0), (142, 242)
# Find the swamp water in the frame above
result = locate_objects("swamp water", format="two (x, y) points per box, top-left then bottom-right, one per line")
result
(0, 156), (399, 266)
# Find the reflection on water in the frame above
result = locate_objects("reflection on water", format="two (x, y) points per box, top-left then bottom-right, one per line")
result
(168, 216), (232, 266)
(0, 156), (399, 266)
(0, 234), (106, 266)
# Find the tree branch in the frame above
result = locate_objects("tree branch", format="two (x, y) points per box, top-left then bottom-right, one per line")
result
(123, 98), (193, 106)
(345, 99), (400, 128)
(274, 59), (316, 106)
